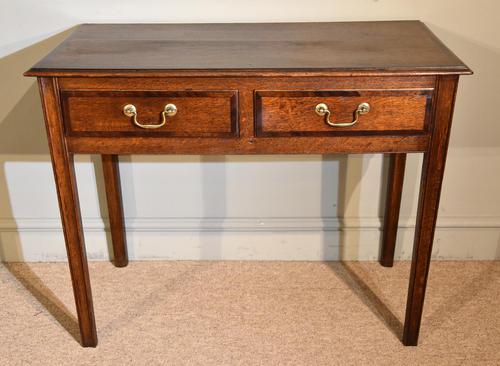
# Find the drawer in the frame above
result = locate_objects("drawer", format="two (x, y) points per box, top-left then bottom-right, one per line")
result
(61, 90), (239, 137)
(254, 90), (432, 137)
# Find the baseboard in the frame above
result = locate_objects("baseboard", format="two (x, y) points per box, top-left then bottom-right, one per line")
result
(1, 216), (499, 261)
(2, 215), (500, 231)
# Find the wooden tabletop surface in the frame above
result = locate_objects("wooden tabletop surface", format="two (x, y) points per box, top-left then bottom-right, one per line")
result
(26, 21), (471, 76)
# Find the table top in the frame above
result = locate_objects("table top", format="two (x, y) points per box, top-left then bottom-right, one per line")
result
(26, 21), (471, 76)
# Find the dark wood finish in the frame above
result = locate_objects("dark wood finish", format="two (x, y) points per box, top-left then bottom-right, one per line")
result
(25, 22), (470, 76)
(25, 22), (471, 348)
(101, 155), (128, 267)
(380, 153), (407, 267)
(255, 90), (431, 137)
(55, 76), (435, 155)
(38, 77), (97, 347)
(57, 75), (438, 90)
(66, 135), (430, 155)
(61, 90), (238, 138)
(403, 75), (459, 346)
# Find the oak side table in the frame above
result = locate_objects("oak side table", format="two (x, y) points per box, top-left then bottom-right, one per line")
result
(25, 21), (471, 347)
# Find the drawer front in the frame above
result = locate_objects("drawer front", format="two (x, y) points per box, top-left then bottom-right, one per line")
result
(255, 90), (432, 137)
(61, 90), (238, 137)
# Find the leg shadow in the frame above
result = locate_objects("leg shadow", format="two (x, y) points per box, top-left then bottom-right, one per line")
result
(324, 154), (366, 260)
(200, 156), (226, 260)
(423, 237), (500, 336)
(0, 29), (74, 262)
(323, 153), (403, 337)
(327, 261), (403, 338)
(92, 154), (116, 262)
(3, 262), (80, 343)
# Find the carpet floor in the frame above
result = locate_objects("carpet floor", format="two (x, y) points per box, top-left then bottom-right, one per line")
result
(0, 261), (499, 365)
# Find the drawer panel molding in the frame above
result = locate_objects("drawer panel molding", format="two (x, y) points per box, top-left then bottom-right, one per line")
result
(255, 90), (433, 137)
(61, 90), (239, 138)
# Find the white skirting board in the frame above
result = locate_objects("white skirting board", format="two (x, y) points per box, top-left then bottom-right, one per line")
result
(0, 216), (499, 261)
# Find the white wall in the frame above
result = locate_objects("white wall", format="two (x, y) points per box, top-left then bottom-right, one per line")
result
(1, 0), (499, 261)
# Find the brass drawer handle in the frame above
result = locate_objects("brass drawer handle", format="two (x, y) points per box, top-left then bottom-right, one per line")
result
(123, 103), (177, 129)
(315, 102), (370, 127)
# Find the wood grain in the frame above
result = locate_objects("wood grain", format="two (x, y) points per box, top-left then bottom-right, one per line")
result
(380, 153), (407, 267)
(26, 22), (470, 348)
(38, 77), (97, 347)
(25, 22), (471, 77)
(255, 90), (431, 136)
(101, 155), (128, 267)
(57, 75), (438, 91)
(65, 135), (430, 155)
(403, 75), (459, 346)
(57, 76), (435, 153)
(61, 90), (238, 137)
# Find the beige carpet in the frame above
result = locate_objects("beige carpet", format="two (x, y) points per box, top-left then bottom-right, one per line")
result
(1, 261), (499, 365)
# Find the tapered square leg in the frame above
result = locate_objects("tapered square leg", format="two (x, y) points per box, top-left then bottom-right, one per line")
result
(101, 154), (128, 267)
(38, 78), (98, 347)
(403, 75), (459, 346)
(380, 153), (406, 267)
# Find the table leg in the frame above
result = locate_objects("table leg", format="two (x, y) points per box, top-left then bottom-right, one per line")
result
(101, 154), (128, 267)
(402, 75), (459, 346)
(39, 78), (98, 347)
(380, 153), (406, 267)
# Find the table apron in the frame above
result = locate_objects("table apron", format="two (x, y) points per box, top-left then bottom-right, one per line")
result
(65, 135), (429, 155)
